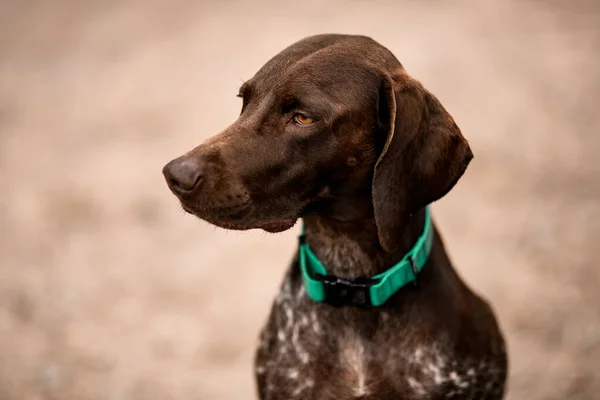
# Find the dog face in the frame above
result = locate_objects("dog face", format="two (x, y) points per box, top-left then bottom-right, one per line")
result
(163, 34), (472, 251)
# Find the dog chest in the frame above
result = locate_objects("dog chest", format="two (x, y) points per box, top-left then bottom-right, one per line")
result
(255, 304), (506, 399)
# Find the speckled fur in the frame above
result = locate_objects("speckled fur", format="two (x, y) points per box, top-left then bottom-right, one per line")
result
(255, 220), (507, 399)
(255, 216), (507, 399)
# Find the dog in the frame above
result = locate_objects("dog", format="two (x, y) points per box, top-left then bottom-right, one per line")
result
(163, 34), (507, 400)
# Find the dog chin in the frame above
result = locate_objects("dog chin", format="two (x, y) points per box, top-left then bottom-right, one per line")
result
(259, 218), (298, 233)
(194, 211), (297, 233)
(206, 218), (296, 233)
(181, 202), (297, 232)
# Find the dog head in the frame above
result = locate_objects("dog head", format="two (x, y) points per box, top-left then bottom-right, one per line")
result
(163, 34), (472, 251)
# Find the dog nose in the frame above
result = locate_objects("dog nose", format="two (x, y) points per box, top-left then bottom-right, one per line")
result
(162, 156), (204, 195)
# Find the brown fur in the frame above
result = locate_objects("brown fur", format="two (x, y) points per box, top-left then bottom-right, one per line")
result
(163, 34), (507, 399)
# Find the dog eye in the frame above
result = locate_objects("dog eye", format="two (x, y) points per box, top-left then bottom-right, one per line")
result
(293, 113), (314, 126)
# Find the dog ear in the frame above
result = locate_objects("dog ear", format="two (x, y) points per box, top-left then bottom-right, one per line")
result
(373, 71), (473, 253)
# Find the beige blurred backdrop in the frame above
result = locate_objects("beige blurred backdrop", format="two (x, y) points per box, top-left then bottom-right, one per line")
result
(1, 1), (599, 399)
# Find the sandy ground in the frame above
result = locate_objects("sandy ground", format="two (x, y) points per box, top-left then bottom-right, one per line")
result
(1, 1), (599, 399)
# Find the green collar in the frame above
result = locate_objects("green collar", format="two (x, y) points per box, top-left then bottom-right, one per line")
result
(298, 207), (433, 307)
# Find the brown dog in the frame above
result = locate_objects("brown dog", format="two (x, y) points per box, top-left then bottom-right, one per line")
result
(163, 34), (507, 400)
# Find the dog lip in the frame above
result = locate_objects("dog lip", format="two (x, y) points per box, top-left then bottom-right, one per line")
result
(181, 201), (250, 217)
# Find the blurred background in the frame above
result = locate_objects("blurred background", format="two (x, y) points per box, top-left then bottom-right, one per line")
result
(1, 0), (599, 399)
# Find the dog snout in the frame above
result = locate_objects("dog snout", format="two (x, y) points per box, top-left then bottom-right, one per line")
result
(163, 155), (204, 196)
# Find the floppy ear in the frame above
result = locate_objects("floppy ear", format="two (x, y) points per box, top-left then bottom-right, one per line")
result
(373, 71), (473, 253)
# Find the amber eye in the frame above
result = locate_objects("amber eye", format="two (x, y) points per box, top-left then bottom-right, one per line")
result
(293, 113), (314, 126)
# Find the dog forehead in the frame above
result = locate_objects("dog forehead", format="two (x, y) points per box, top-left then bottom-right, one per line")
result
(251, 34), (402, 89)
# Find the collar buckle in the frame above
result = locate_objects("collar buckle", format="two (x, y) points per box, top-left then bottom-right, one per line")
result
(315, 274), (379, 307)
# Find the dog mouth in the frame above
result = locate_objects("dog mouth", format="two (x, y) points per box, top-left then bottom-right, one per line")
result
(181, 201), (249, 218)
(181, 202), (297, 232)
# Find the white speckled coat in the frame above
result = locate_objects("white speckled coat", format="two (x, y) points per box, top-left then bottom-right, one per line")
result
(255, 220), (507, 400)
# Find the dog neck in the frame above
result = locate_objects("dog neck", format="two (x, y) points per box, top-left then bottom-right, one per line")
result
(302, 198), (426, 279)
